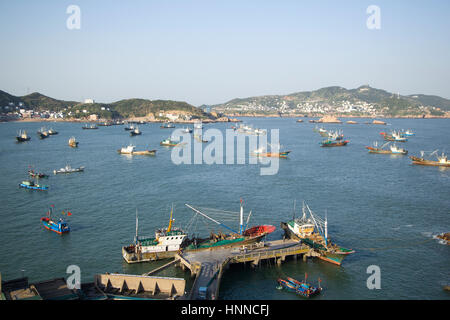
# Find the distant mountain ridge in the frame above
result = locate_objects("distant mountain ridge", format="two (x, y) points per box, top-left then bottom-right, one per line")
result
(0, 90), (211, 119)
(212, 85), (450, 116)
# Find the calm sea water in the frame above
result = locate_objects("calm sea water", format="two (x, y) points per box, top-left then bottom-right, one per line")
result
(0, 118), (449, 300)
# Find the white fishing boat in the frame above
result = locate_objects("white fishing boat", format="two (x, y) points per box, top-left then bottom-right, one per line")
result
(122, 206), (188, 263)
(53, 164), (85, 174)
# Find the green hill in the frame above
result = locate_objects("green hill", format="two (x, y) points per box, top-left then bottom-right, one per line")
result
(0, 90), (213, 119)
(212, 85), (450, 116)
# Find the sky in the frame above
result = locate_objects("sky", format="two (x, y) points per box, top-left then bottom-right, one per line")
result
(0, 0), (449, 106)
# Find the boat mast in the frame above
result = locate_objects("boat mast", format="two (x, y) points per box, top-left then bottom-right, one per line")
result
(240, 199), (244, 235)
(135, 208), (139, 244)
(167, 203), (174, 232)
(324, 210), (328, 246)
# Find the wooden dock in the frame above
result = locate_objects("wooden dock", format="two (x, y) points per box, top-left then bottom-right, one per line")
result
(145, 239), (313, 300)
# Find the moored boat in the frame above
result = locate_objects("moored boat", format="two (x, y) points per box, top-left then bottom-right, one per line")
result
(82, 124), (98, 130)
(53, 164), (85, 174)
(68, 137), (79, 148)
(130, 126), (141, 136)
(183, 201), (275, 251)
(19, 180), (48, 191)
(48, 128), (58, 135)
(16, 130), (31, 142)
(37, 127), (49, 139)
(122, 206), (187, 263)
(160, 122), (175, 129)
(252, 146), (291, 159)
(160, 137), (179, 147)
(410, 151), (450, 167)
(277, 275), (322, 298)
(320, 139), (348, 147)
(40, 206), (70, 234)
(117, 144), (156, 155)
(366, 142), (407, 155)
(28, 169), (49, 178)
(281, 202), (354, 266)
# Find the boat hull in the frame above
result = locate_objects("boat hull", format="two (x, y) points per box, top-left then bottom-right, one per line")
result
(280, 222), (354, 266)
(41, 218), (70, 234)
(16, 137), (31, 142)
(321, 140), (348, 147)
(122, 246), (177, 263)
(410, 156), (450, 167)
(366, 147), (407, 155)
(19, 183), (48, 191)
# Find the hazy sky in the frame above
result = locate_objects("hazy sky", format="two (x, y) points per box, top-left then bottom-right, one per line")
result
(1, 0), (449, 105)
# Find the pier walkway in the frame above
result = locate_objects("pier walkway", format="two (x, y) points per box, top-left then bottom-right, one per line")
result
(173, 239), (310, 300)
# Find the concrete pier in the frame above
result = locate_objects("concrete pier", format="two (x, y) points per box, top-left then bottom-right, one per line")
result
(145, 239), (310, 300)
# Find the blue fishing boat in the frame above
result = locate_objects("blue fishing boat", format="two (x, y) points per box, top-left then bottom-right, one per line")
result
(40, 206), (71, 234)
(277, 275), (322, 298)
(19, 180), (48, 191)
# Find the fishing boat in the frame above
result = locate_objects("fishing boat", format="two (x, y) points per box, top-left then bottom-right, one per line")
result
(82, 124), (98, 130)
(277, 275), (322, 298)
(181, 127), (193, 133)
(402, 129), (415, 136)
(380, 131), (407, 142)
(117, 144), (156, 155)
(53, 165), (85, 174)
(194, 134), (208, 143)
(320, 139), (348, 147)
(48, 128), (58, 135)
(318, 128), (329, 137)
(28, 169), (49, 178)
(124, 124), (135, 131)
(183, 200), (275, 251)
(281, 202), (355, 266)
(296, 119), (304, 123)
(40, 206), (70, 234)
(160, 137), (179, 147)
(410, 151), (450, 167)
(19, 180), (48, 191)
(366, 142), (407, 155)
(252, 145), (291, 159)
(160, 122), (175, 129)
(122, 206), (188, 263)
(37, 127), (49, 139)
(68, 137), (79, 148)
(16, 130), (31, 142)
(130, 126), (141, 136)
